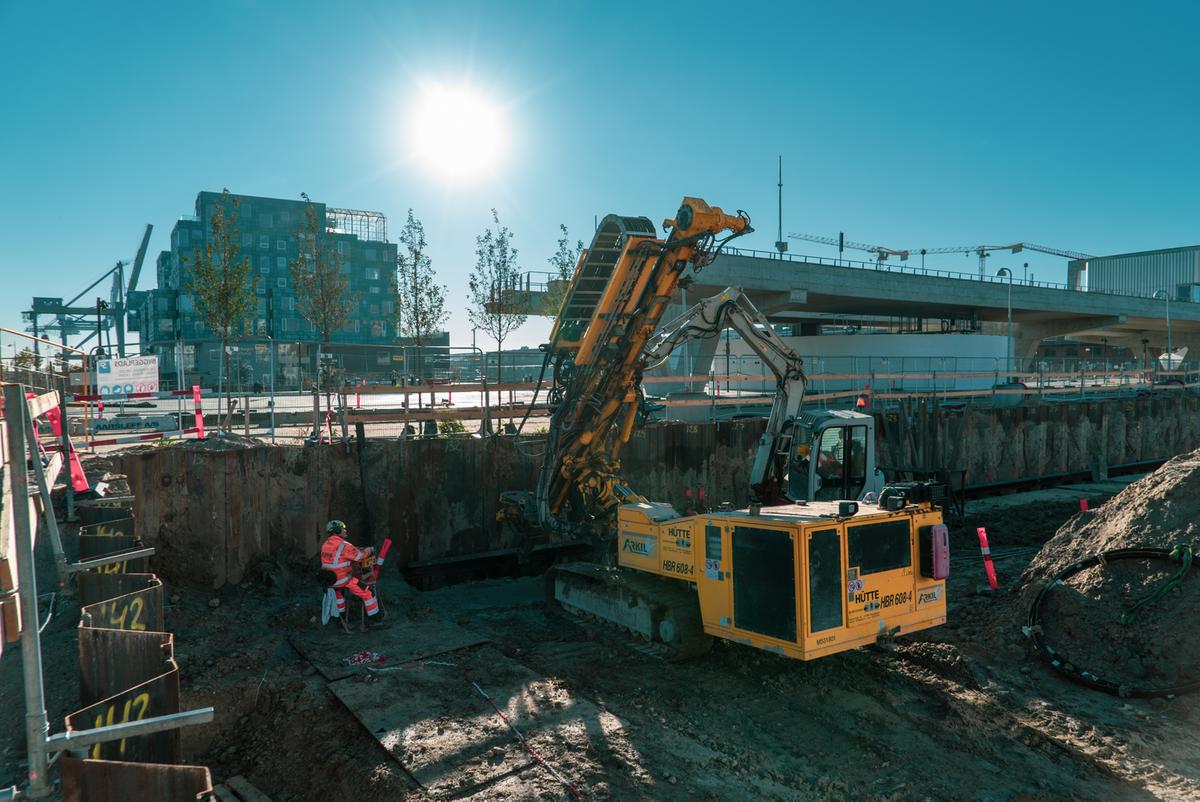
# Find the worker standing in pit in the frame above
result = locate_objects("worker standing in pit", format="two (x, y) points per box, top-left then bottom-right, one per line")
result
(320, 520), (382, 623)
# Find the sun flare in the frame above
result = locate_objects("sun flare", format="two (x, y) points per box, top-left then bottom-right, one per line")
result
(409, 83), (507, 182)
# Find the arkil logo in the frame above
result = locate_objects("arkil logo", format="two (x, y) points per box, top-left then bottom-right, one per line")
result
(622, 537), (652, 556)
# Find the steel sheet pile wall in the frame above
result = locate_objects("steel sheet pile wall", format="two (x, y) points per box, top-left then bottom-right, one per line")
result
(60, 501), (213, 802)
(115, 396), (1200, 589)
(874, 395), (1200, 485)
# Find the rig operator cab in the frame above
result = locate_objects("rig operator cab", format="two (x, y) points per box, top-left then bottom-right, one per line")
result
(787, 409), (884, 503)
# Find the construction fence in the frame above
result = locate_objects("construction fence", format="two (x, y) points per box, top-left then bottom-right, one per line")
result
(1, 384), (215, 800)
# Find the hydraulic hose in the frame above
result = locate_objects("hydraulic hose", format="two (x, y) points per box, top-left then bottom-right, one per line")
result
(1024, 545), (1199, 698)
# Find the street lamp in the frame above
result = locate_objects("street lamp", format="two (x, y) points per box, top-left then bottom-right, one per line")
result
(997, 268), (1014, 371)
(1153, 289), (1173, 365)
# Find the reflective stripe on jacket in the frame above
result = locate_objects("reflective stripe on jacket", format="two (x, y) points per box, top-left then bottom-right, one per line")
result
(320, 534), (361, 584)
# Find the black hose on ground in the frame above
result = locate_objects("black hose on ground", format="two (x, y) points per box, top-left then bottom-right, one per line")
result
(1024, 546), (1200, 698)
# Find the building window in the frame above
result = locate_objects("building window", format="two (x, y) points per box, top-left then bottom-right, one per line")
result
(336, 241), (346, 255)
(193, 321), (204, 332)
(257, 300), (266, 315)
(259, 256), (270, 274)
(365, 267), (380, 280)
(243, 233), (254, 247)
(277, 277), (287, 289)
(276, 239), (286, 251)
(259, 214), (273, 228)
(284, 297), (295, 311)
(279, 211), (290, 225)
(276, 256), (286, 269)
(192, 229), (204, 244)
(369, 304), (379, 316)
(369, 285), (381, 294)
(259, 235), (269, 250)
(255, 286), (265, 296)
(365, 249), (377, 262)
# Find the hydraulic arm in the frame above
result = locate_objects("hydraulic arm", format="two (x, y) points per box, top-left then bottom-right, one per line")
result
(525, 198), (752, 534)
(642, 287), (807, 503)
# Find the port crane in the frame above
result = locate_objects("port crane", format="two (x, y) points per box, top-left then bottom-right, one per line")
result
(25, 224), (153, 358)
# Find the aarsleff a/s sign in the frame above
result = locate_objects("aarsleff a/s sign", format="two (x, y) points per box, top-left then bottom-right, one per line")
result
(96, 356), (159, 396)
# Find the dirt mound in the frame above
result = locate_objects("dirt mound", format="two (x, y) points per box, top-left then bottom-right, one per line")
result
(1021, 449), (1200, 585)
(1015, 449), (1200, 692)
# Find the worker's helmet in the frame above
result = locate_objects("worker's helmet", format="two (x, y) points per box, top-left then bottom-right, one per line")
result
(325, 520), (347, 535)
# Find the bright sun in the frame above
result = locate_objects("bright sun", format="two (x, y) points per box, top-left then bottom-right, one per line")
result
(409, 83), (507, 182)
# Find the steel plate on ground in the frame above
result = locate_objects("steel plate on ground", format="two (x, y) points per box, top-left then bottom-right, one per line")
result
(289, 608), (487, 681)
(60, 756), (212, 802)
(327, 643), (624, 795)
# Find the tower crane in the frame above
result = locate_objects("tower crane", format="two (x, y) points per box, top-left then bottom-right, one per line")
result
(905, 242), (1095, 277)
(789, 233), (1094, 276)
(788, 232), (909, 263)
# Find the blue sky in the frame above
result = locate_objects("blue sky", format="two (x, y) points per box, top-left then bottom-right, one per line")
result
(2, 1), (1198, 352)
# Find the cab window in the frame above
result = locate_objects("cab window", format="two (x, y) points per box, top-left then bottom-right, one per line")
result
(813, 425), (868, 501)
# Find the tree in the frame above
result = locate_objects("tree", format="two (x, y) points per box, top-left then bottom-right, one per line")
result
(468, 210), (525, 398)
(184, 188), (257, 428)
(542, 223), (584, 318)
(394, 209), (448, 409)
(290, 192), (358, 420)
(12, 347), (42, 371)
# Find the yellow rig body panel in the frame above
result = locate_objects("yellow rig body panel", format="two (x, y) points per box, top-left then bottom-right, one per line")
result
(616, 501), (947, 660)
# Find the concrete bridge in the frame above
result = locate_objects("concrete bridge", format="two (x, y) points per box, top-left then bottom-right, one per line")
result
(513, 247), (1200, 362)
(682, 248), (1200, 358)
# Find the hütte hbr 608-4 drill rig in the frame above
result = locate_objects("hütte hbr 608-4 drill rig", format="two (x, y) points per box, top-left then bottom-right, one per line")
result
(502, 197), (949, 660)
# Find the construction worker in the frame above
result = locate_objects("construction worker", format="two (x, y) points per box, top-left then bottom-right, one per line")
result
(319, 520), (382, 624)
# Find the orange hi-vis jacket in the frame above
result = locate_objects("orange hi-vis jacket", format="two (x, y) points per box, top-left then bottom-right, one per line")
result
(320, 534), (361, 587)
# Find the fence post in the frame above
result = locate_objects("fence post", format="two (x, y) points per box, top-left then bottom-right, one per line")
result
(312, 386), (321, 442)
(3, 385), (53, 798)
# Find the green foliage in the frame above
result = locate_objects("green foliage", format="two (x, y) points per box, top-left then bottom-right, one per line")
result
(184, 189), (258, 425)
(438, 419), (467, 435)
(542, 223), (583, 318)
(468, 209), (525, 377)
(290, 193), (358, 345)
(184, 189), (258, 344)
(394, 210), (448, 391)
(12, 346), (42, 371)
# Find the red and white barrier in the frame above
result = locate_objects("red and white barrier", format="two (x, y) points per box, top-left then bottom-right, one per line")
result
(192, 385), (205, 439)
(372, 538), (392, 582)
(976, 526), (999, 590)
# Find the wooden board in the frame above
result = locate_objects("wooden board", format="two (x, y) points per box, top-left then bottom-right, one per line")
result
(289, 610), (488, 682)
(327, 644), (624, 795)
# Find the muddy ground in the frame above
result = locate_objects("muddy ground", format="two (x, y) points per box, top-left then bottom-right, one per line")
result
(3, 494), (1198, 801)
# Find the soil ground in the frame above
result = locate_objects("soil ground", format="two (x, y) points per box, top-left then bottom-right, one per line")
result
(3, 490), (1199, 801)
